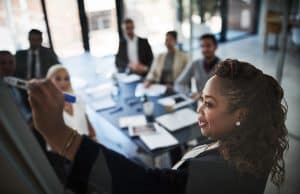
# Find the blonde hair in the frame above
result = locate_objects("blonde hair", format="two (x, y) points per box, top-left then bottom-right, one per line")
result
(46, 64), (73, 92)
(46, 64), (68, 78)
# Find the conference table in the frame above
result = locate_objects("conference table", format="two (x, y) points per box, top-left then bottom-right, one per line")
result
(83, 77), (204, 167)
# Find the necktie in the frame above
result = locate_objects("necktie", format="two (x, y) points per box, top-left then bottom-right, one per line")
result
(31, 52), (36, 78)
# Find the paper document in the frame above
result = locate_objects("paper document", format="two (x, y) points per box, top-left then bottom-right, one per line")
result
(128, 123), (157, 137)
(85, 82), (113, 98)
(156, 108), (198, 131)
(117, 74), (141, 83)
(119, 115), (147, 128)
(71, 77), (87, 89)
(140, 123), (178, 150)
(135, 83), (167, 97)
(91, 97), (116, 111)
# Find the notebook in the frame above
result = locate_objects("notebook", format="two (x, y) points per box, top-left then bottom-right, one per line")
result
(135, 83), (167, 97)
(156, 108), (198, 131)
(140, 123), (178, 150)
(91, 97), (116, 111)
(119, 115), (147, 128)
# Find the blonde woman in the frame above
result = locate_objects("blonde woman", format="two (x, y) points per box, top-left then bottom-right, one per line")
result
(46, 65), (96, 140)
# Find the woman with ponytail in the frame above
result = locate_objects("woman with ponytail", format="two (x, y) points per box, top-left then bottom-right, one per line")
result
(28, 59), (288, 194)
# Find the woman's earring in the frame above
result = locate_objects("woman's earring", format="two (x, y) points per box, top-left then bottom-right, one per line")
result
(235, 121), (241, 126)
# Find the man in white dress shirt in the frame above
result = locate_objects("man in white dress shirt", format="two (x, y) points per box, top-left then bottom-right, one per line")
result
(115, 19), (154, 77)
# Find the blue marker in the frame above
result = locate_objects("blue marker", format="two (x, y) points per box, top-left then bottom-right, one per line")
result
(62, 92), (76, 103)
(3, 76), (76, 103)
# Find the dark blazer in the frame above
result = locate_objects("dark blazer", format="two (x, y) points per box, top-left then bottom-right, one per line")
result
(67, 136), (268, 194)
(15, 46), (59, 79)
(15, 46), (59, 112)
(115, 37), (154, 75)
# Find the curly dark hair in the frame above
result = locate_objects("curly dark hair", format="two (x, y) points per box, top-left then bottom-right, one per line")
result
(214, 59), (289, 188)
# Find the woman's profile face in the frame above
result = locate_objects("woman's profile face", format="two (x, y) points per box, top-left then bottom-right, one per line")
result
(198, 75), (241, 139)
(50, 69), (72, 92)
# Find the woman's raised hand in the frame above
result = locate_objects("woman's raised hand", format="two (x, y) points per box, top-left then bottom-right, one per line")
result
(28, 79), (71, 154)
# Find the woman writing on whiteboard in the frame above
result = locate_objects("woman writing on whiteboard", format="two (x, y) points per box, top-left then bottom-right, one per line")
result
(28, 59), (288, 194)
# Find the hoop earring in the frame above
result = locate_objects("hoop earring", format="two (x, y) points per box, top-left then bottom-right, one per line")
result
(235, 121), (241, 126)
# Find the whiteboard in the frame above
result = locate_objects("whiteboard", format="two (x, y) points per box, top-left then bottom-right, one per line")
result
(0, 80), (65, 194)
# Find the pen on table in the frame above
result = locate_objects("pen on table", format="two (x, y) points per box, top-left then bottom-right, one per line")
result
(124, 96), (137, 101)
(128, 99), (141, 106)
(109, 106), (123, 114)
(3, 76), (76, 103)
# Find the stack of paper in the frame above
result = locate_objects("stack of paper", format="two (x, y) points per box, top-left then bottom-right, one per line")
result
(156, 108), (198, 131)
(85, 82), (113, 98)
(117, 74), (141, 83)
(128, 123), (156, 137)
(135, 83), (167, 97)
(140, 123), (178, 150)
(119, 115), (147, 128)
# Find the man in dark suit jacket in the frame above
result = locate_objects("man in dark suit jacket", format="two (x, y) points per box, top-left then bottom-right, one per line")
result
(115, 19), (153, 76)
(15, 29), (59, 79)
(15, 29), (59, 112)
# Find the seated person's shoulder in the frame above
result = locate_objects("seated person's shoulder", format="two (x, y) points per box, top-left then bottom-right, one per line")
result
(40, 46), (58, 57)
(188, 150), (236, 181)
(15, 49), (27, 56)
(189, 58), (202, 67)
(193, 149), (225, 163)
(182, 52), (189, 63)
(186, 157), (236, 193)
(119, 37), (126, 43)
(40, 46), (53, 52)
(193, 58), (202, 64)
(138, 37), (150, 44)
(178, 50), (188, 58)
(187, 154), (267, 194)
(137, 36), (146, 41)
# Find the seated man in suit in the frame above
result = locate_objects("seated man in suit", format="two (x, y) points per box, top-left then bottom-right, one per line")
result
(175, 34), (221, 96)
(0, 50), (31, 121)
(15, 29), (59, 80)
(115, 18), (154, 76)
(144, 31), (188, 88)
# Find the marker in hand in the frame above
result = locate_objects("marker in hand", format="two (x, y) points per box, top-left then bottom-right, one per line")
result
(3, 76), (76, 103)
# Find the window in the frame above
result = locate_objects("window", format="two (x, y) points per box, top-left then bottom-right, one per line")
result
(45, 0), (84, 57)
(0, 0), (49, 52)
(84, 0), (119, 57)
(124, 0), (177, 54)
